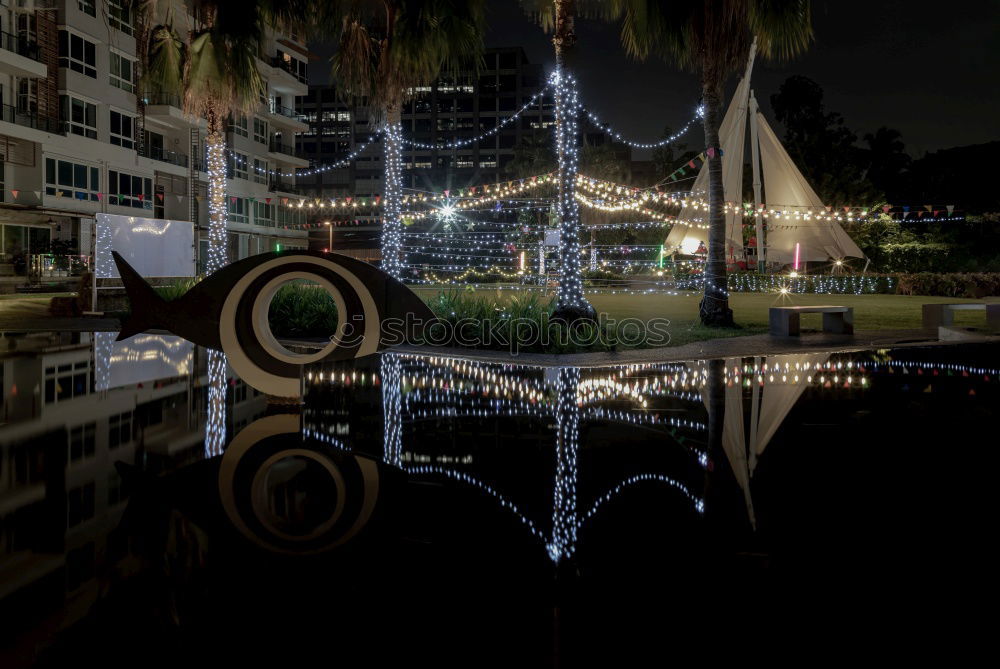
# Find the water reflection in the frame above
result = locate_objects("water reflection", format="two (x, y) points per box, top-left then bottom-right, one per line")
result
(2, 330), (999, 662)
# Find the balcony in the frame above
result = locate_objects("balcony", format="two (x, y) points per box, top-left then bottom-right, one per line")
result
(0, 31), (47, 79)
(1, 104), (64, 135)
(144, 92), (182, 108)
(266, 101), (309, 132)
(142, 145), (189, 168)
(268, 138), (298, 157)
(270, 56), (307, 84)
(268, 178), (302, 195)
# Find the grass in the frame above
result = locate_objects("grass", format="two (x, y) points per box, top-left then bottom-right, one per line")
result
(411, 287), (995, 347)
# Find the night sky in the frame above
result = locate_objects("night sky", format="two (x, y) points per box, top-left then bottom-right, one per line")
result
(308, 0), (1000, 158)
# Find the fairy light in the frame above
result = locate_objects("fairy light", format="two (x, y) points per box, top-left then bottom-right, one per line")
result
(583, 105), (701, 149)
(205, 349), (227, 456)
(206, 132), (228, 272)
(382, 120), (404, 279)
(551, 70), (591, 314)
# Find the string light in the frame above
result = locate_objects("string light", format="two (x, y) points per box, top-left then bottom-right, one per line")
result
(206, 131), (229, 273)
(382, 120), (404, 279)
(583, 105), (702, 149)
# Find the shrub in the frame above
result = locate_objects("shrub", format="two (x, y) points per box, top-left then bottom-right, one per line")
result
(894, 272), (1000, 298)
(266, 283), (339, 338)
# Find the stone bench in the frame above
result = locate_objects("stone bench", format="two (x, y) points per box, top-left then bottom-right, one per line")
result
(769, 305), (854, 336)
(922, 303), (1000, 331)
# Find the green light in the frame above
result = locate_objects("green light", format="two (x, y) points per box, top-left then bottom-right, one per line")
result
(276, 244), (282, 252)
(658, 244), (664, 268)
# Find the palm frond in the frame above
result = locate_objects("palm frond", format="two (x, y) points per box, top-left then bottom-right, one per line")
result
(142, 23), (186, 97)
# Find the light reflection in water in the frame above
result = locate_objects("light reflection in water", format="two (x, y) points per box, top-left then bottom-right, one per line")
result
(205, 349), (228, 457)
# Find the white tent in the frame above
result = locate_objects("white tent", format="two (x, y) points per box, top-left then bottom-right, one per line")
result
(664, 47), (865, 266)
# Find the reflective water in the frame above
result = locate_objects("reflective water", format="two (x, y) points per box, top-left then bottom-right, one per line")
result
(1, 331), (996, 665)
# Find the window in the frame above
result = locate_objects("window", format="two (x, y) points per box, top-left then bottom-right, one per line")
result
(480, 154), (497, 168)
(69, 423), (96, 462)
(254, 201), (274, 227)
(67, 483), (96, 528)
(109, 170), (153, 209)
(456, 156), (474, 168)
(108, 412), (132, 449)
(253, 118), (268, 144)
(252, 158), (268, 184)
(276, 50), (308, 83)
(230, 115), (249, 138)
(60, 95), (97, 139)
(58, 31), (97, 78)
(78, 0), (95, 16)
(45, 158), (100, 202)
(109, 51), (136, 93)
(232, 152), (248, 180)
(228, 197), (248, 224)
(108, 0), (133, 35)
(110, 110), (135, 149)
(108, 471), (129, 506)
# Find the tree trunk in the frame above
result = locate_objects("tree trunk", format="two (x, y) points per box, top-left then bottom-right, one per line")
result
(205, 104), (228, 273)
(382, 102), (404, 280)
(698, 73), (734, 327)
(552, 0), (595, 321)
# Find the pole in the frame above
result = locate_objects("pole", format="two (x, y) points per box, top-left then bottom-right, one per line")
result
(749, 90), (765, 273)
(328, 222), (333, 251)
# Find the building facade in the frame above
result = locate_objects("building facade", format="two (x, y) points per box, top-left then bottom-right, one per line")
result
(0, 0), (309, 291)
(295, 47), (555, 254)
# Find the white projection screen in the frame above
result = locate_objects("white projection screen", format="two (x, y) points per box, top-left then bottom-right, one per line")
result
(95, 213), (195, 278)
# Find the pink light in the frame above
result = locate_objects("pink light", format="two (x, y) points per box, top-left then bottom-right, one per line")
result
(794, 242), (800, 271)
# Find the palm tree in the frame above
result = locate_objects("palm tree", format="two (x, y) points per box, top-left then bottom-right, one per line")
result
(137, 0), (311, 273)
(610, 0), (813, 326)
(521, 0), (599, 320)
(327, 0), (486, 280)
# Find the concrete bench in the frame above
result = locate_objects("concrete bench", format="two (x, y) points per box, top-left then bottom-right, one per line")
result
(769, 305), (854, 336)
(922, 303), (1000, 330)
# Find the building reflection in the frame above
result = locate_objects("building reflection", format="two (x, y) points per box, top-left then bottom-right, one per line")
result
(0, 331), (265, 650)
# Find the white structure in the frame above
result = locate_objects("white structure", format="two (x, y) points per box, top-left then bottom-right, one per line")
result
(0, 0), (309, 290)
(665, 45), (864, 267)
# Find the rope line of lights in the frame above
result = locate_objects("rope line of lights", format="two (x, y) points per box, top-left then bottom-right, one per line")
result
(582, 104), (703, 149)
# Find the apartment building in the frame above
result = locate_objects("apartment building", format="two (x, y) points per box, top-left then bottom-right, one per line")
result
(295, 47), (555, 254)
(0, 0), (309, 289)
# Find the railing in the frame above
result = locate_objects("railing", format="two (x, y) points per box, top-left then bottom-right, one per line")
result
(270, 56), (307, 84)
(142, 146), (189, 168)
(0, 31), (40, 61)
(268, 103), (301, 120)
(143, 92), (182, 108)
(268, 138), (297, 156)
(1, 104), (64, 134)
(268, 178), (302, 194)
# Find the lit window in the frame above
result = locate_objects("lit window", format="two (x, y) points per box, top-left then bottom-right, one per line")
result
(232, 152), (248, 180)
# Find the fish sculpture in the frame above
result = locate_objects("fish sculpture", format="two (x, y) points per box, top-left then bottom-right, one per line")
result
(114, 250), (434, 396)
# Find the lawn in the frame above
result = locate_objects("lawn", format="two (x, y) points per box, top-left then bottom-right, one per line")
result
(410, 287), (993, 347)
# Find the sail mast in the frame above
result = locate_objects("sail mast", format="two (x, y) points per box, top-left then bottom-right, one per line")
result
(749, 91), (765, 272)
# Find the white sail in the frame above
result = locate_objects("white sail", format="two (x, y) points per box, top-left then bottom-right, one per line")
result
(665, 58), (752, 257)
(756, 114), (866, 263)
(665, 48), (866, 266)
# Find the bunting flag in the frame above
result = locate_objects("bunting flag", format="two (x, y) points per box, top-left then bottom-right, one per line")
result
(137, 193), (144, 202)
(947, 205), (955, 215)
(281, 198), (288, 205)
(156, 193), (164, 201)
(265, 197), (272, 204)
(444, 189), (450, 197)
(10, 189), (18, 200)
(882, 205), (891, 213)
